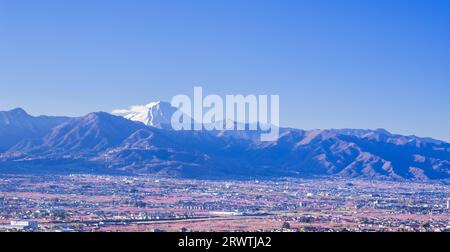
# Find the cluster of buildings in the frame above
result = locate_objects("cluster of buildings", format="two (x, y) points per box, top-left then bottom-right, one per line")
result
(0, 220), (39, 231)
(0, 174), (449, 232)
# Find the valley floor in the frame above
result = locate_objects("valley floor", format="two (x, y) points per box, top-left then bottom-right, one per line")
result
(0, 174), (449, 232)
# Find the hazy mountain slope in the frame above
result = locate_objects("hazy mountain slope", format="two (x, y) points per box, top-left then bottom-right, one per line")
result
(8, 112), (148, 156)
(0, 108), (68, 152)
(0, 107), (449, 181)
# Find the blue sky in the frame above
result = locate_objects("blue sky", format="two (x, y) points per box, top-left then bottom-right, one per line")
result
(0, 0), (449, 141)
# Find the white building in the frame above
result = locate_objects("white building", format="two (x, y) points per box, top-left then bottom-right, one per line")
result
(9, 221), (39, 230)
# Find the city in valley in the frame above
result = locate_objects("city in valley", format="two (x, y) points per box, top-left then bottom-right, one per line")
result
(0, 174), (449, 232)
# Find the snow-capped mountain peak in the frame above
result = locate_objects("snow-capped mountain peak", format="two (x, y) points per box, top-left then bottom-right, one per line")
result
(112, 101), (181, 129)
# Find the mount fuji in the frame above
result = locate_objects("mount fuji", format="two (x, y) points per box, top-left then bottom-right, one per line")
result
(112, 101), (186, 129)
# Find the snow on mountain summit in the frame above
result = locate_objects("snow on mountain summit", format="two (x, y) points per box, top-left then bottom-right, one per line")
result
(112, 101), (182, 129)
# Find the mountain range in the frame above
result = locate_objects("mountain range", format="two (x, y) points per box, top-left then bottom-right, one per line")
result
(0, 102), (449, 181)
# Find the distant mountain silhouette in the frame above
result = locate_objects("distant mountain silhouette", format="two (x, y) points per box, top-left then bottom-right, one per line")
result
(8, 112), (147, 155)
(0, 107), (449, 181)
(0, 108), (68, 152)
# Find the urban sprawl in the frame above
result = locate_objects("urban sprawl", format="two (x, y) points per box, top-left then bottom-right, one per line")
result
(0, 174), (449, 232)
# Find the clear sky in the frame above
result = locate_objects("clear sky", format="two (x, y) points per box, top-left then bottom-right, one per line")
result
(0, 0), (449, 141)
